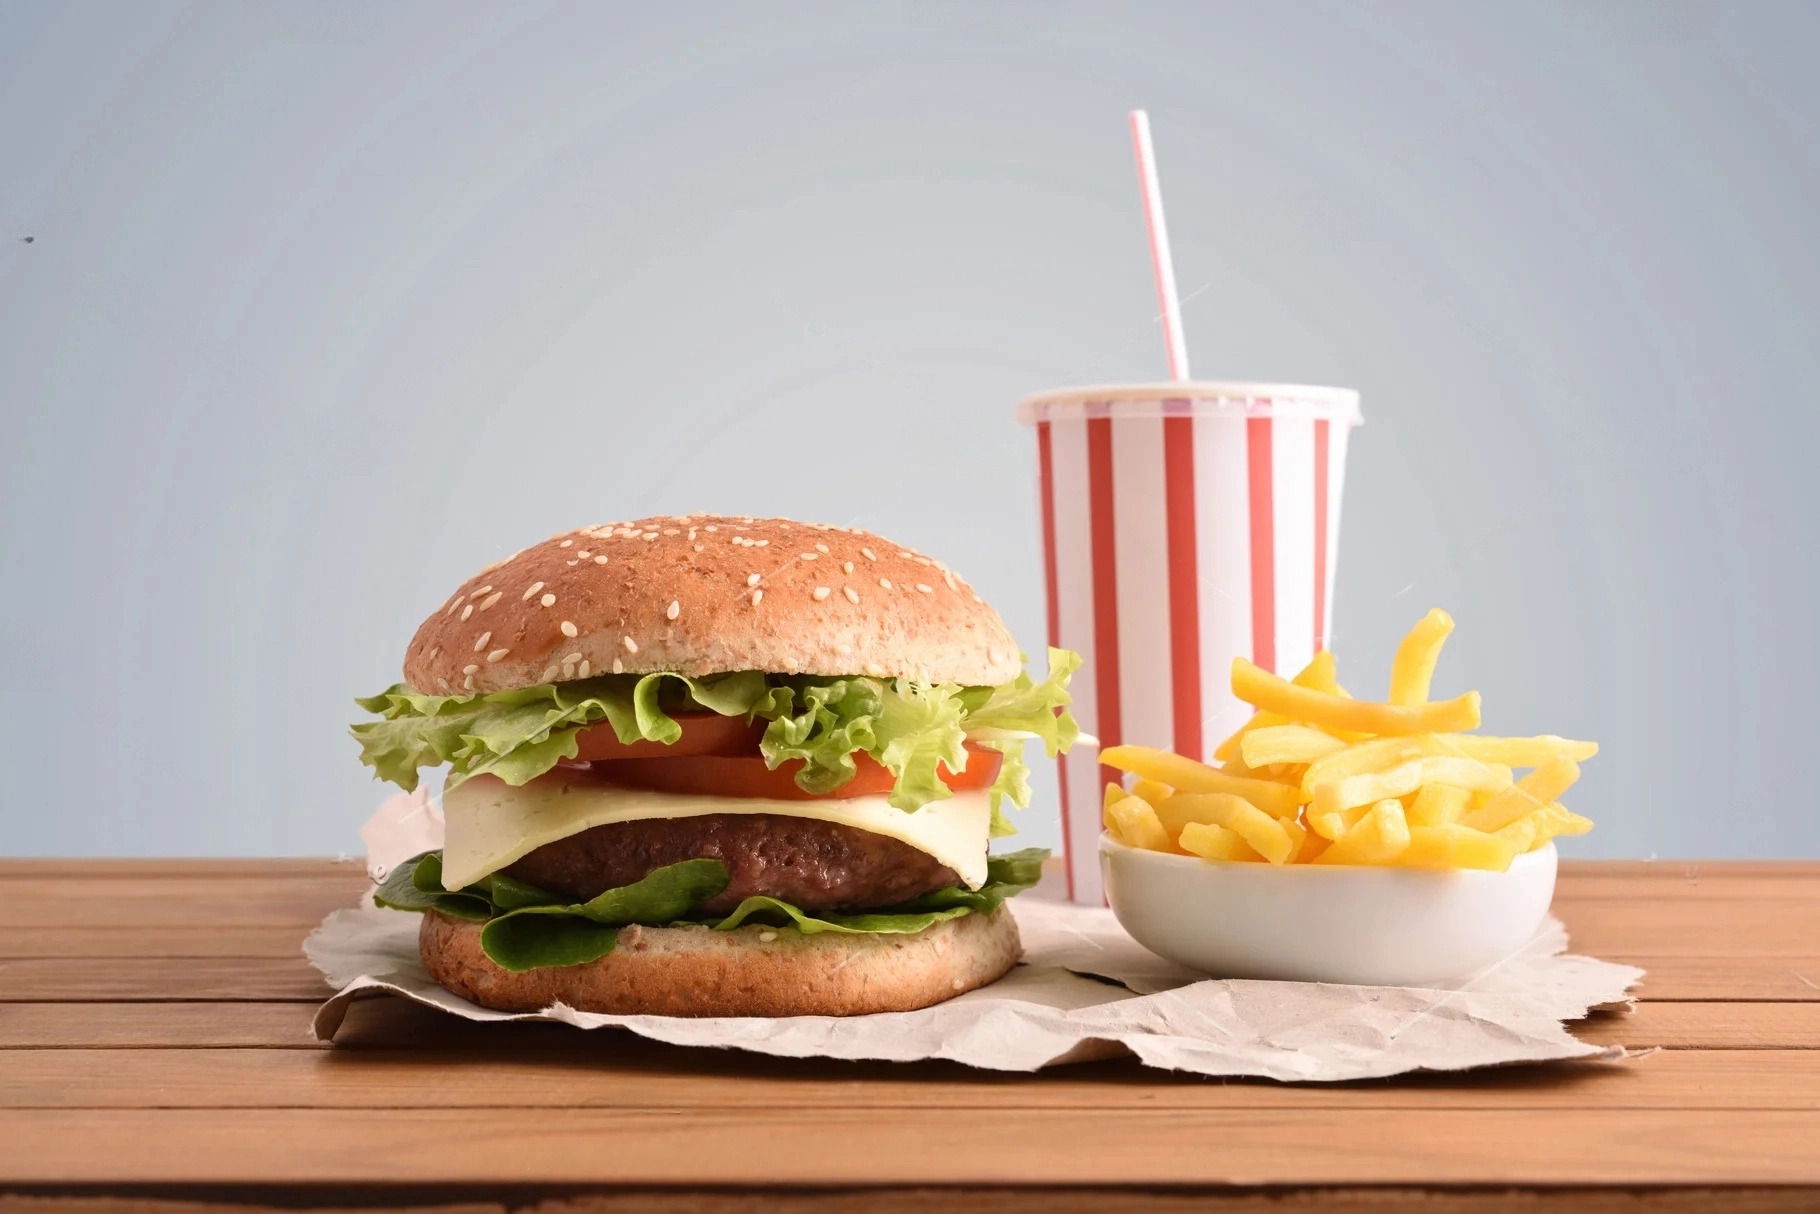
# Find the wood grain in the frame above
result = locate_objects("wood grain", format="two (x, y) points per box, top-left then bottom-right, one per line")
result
(7, 1046), (1820, 1112)
(7, 858), (1817, 1202)
(5, 996), (1819, 1051)
(3, 1107), (1818, 1186)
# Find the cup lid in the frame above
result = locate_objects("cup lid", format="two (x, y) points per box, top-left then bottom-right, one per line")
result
(1016, 381), (1362, 426)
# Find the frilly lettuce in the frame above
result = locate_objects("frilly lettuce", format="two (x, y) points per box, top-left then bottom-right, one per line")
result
(375, 848), (1049, 972)
(353, 649), (1081, 827)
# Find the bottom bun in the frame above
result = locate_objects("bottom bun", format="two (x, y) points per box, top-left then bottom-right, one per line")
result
(419, 905), (1022, 1017)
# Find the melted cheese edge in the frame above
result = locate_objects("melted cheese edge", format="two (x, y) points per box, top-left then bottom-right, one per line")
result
(441, 775), (991, 893)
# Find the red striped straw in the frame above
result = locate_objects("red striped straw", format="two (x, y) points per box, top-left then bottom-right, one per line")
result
(1128, 110), (1191, 381)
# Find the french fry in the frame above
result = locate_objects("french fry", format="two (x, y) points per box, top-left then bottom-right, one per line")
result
(1437, 734), (1599, 767)
(1461, 758), (1581, 833)
(1240, 724), (1349, 767)
(1312, 799), (1411, 866)
(1103, 610), (1596, 870)
(1157, 793), (1297, 865)
(1178, 822), (1264, 863)
(1406, 784), (1473, 827)
(1400, 824), (1516, 871)
(1107, 795), (1171, 852)
(1233, 657), (1481, 737)
(1388, 608), (1454, 705)
(1278, 814), (1310, 861)
(1309, 756), (1513, 818)
(1213, 650), (1349, 760)
(1099, 745), (1303, 817)
(1131, 777), (1174, 807)
(1308, 804), (1369, 841)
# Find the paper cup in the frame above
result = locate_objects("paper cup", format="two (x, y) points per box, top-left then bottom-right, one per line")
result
(1016, 382), (1363, 903)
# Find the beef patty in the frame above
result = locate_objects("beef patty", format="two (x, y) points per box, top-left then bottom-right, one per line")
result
(503, 814), (962, 915)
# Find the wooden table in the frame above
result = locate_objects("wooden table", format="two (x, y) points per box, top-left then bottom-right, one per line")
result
(2, 859), (1817, 1212)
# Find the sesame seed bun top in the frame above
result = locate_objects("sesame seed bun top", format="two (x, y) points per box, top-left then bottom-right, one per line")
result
(402, 515), (1024, 694)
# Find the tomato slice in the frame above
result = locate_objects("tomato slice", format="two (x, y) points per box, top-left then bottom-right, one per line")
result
(569, 713), (765, 762)
(592, 744), (1004, 801)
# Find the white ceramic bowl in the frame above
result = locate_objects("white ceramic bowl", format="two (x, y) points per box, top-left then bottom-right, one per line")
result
(1100, 834), (1557, 988)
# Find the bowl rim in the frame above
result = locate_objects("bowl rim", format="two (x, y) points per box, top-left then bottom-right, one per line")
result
(1098, 830), (1557, 878)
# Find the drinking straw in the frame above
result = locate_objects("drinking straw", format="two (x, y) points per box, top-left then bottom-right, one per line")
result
(1128, 109), (1191, 381)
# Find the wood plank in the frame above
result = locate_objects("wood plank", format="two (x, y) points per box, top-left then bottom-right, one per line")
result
(0, 877), (367, 929)
(1572, 1001), (1820, 1049)
(0, 858), (362, 878)
(0, 926), (315, 960)
(0, 1003), (324, 1048)
(7, 1046), (1820, 1113)
(4, 948), (1817, 1003)
(1551, 898), (1819, 957)
(6, 996), (1817, 1052)
(0, 958), (328, 1002)
(19, 899), (1819, 962)
(3, 1191), (1818, 1214)
(2, 1107), (1817, 1186)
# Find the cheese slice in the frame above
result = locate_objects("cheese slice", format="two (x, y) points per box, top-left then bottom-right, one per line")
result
(441, 774), (991, 893)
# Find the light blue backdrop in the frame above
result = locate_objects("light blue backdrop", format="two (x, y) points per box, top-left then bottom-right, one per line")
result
(4, 1), (1815, 858)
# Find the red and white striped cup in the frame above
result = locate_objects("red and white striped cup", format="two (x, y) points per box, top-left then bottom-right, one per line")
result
(1017, 383), (1363, 903)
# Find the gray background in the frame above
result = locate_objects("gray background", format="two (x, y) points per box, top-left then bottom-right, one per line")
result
(4, 1), (1815, 859)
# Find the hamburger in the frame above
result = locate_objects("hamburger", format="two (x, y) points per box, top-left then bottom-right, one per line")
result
(353, 514), (1080, 1016)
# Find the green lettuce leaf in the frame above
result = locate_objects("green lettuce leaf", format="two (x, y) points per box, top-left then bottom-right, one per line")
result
(479, 859), (731, 972)
(373, 849), (1048, 972)
(352, 651), (1080, 826)
(352, 671), (771, 792)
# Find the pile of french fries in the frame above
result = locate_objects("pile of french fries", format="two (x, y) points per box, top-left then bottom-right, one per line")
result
(1101, 609), (1595, 870)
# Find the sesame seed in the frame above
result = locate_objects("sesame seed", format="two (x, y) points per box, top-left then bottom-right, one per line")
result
(751, 589), (764, 606)
(753, 538), (769, 547)
(594, 555), (609, 564)
(843, 561), (854, 574)
(693, 543), (705, 552)
(666, 600), (680, 620)
(541, 593), (556, 607)
(879, 578), (892, 590)
(437, 676), (451, 690)
(864, 662), (888, 677)
(473, 632), (491, 651)
(844, 586), (860, 604)
(622, 635), (638, 654)
(663, 528), (679, 536)
(987, 647), (1005, 664)
(747, 573), (761, 587)
(559, 539), (573, 548)
(566, 560), (578, 566)
(835, 643), (853, 656)
(463, 675), (475, 691)
(759, 931), (778, 943)
(812, 586), (831, 601)
(577, 660), (589, 678)
(577, 551), (591, 559)
(565, 652), (583, 663)
(560, 621), (579, 638)
(915, 583), (933, 594)
(612, 658), (624, 674)
(540, 666), (559, 682)
(444, 600), (460, 616)
(460, 604), (474, 621)
(704, 525), (719, 532)
(462, 664), (480, 675)
(688, 530), (698, 540)
(643, 533), (658, 541)
(814, 542), (829, 554)
(468, 585), (493, 599)
(944, 571), (958, 590)
(479, 592), (502, 611)
(487, 648), (510, 662)
(522, 581), (545, 601)
(861, 547), (877, 561)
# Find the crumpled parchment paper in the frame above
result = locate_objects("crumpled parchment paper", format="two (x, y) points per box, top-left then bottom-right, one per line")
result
(307, 799), (1642, 1081)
